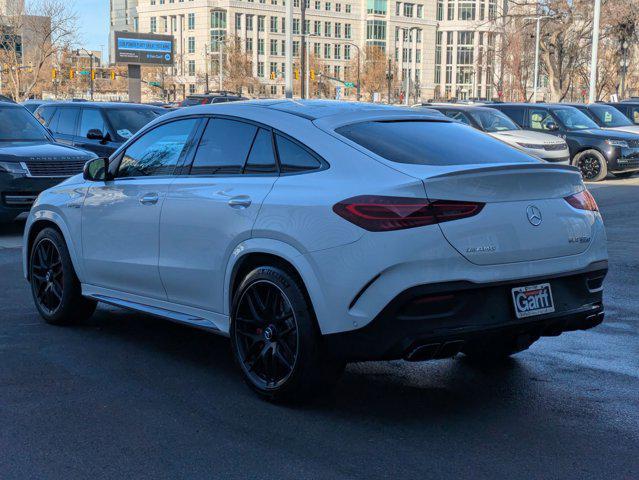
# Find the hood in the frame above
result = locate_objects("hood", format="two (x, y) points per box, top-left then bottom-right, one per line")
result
(490, 130), (566, 146)
(0, 141), (96, 162)
(604, 125), (639, 136)
(568, 128), (639, 140)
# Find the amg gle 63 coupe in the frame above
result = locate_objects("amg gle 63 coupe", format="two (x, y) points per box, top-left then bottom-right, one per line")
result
(24, 101), (608, 402)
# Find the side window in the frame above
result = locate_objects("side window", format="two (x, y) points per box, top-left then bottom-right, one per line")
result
(118, 119), (198, 178)
(35, 106), (55, 126)
(245, 128), (277, 174)
(444, 111), (471, 125)
(631, 107), (639, 125)
(79, 109), (106, 138)
(500, 107), (525, 127)
(190, 118), (257, 175)
(275, 134), (321, 173)
(528, 109), (554, 131)
(54, 108), (80, 135)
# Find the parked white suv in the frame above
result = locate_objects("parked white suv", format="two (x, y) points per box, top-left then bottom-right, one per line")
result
(24, 100), (608, 402)
(425, 104), (571, 163)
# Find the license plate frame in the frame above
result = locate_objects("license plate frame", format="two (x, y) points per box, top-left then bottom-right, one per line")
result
(511, 283), (555, 319)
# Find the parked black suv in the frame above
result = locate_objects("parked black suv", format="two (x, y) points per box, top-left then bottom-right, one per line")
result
(604, 101), (639, 125)
(34, 102), (165, 157)
(491, 103), (639, 181)
(566, 103), (639, 136)
(180, 91), (248, 107)
(0, 103), (96, 223)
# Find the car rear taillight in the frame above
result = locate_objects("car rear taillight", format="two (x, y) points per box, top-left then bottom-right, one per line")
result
(332, 195), (484, 232)
(564, 190), (598, 212)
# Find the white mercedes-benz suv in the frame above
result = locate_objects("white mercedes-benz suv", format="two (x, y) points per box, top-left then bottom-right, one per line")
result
(23, 100), (608, 402)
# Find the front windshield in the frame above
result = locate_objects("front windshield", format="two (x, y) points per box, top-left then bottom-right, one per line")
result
(0, 106), (50, 141)
(104, 108), (163, 141)
(469, 109), (519, 132)
(588, 105), (633, 127)
(553, 107), (599, 131)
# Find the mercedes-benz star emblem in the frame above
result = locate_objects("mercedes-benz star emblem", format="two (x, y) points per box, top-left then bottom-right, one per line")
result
(526, 205), (543, 226)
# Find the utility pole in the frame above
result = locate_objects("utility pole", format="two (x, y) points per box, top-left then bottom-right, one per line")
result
(219, 44), (223, 91)
(588, 0), (601, 103)
(386, 58), (392, 104)
(620, 40), (629, 99)
(204, 44), (210, 93)
(285, 0), (293, 98)
(89, 53), (94, 101)
(301, 0), (307, 98)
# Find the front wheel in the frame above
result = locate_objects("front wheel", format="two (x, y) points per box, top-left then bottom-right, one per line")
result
(230, 266), (344, 403)
(30, 228), (96, 325)
(573, 149), (608, 182)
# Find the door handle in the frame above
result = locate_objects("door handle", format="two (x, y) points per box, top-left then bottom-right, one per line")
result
(139, 193), (160, 205)
(228, 196), (252, 209)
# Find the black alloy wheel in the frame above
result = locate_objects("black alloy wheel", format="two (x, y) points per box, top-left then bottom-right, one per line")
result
(31, 238), (64, 316)
(234, 280), (299, 389)
(577, 153), (601, 180)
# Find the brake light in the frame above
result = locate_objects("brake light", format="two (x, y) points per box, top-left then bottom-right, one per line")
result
(564, 190), (598, 212)
(332, 195), (484, 232)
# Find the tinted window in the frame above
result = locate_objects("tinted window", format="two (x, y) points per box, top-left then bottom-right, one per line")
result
(586, 105), (632, 128)
(191, 119), (257, 175)
(0, 107), (50, 142)
(629, 107), (639, 125)
(443, 110), (471, 125)
(552, 107), (598, 131)
(528, 109), (556, 131)
(336, 120), (537, 166)
(498, 106), (525, 127)
(469, 109), (519, 132)
(35, 106), (55, 126)
(275, 135), (321, 173)
(79, 109), (106, 137)
(54, 108), (80, 135)
(118, 119), (197, 178)
(245, 129), (277, 174)
(104, 108), (163, 141)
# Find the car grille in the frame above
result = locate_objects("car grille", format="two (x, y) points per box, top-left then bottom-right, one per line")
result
(627, 139), (639, 148)
(544, 143), (566, 151)
(24, 160), (86, 178)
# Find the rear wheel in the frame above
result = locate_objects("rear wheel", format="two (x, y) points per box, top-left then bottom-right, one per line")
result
(573, 149), (608, 182)
(30, 228), (96, 325)
(230, 266), (344, 403)
(462, 333), (539, 363)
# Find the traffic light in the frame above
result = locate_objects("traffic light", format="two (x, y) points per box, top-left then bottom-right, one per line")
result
(90, 70), (95, 81)
(51, 68), (57, 80)
(294, 68), (299, 80)
(110, 70), (116, 80)
(69, 68), (75, 79)
(270, 71), (276, 80)
(310, 69), (315, 80)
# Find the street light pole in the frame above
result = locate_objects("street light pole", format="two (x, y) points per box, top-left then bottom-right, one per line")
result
(523, 16), (550, 103)
(285, 0), (293, 98)
(588, 0), (602, 103)
(620, 40), (629, 99)
(89, 53), (94, 101)
(343, 42), (361, 101)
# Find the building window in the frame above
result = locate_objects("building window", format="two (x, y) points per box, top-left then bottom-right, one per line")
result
(270, 39), (278, 55)
(324, 43), (331, 59)
(188, 36), (195, 53)
(416, 4), (423, 17)
(246, 15), (253, 31)
(366, 20), (386, 43)
(188, 60), (195, 76)
(258, 61), (265, 77)
(314, 20), (321, 35)
(403, 3), (413, 17)
(189, 84), (196, 94)
(235, 13), (242, 30)
(458, 1), (476, 20)
(334, 44), (341, 59)
(258, 38), (264, 54)
(324, 22), (331, 37)
(345, 3), (351, 12)
(293, 40), (300, 57)
(367, 0), (387, 14)
(150, 17), (157, 33)
(345, 23), (352, 39)
(246, 37), (253, 52)
(188, 13), (195, 29)
(447, 0), (454, 20)
(210, 11), (227, 52)
(437, 0), (444, 20)
(335, 23), (342, 38)
(258, 15), (265, 32)
(293, 18), (300, 35)
(344, 44), (351, 59)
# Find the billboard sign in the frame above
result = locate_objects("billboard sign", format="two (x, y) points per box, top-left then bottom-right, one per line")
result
(114, 31), (174, 66)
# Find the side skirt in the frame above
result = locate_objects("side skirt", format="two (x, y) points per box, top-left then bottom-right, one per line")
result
(81, 284), (230, 335)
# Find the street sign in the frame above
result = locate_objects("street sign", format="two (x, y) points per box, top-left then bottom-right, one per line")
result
(114, 31), (174, 66)
(344, 82), (355, 88)
(149, 81), (162, 87)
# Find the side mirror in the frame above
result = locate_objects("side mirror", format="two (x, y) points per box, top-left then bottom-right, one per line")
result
(83, 157), (110, 181)
(86, 129), (105, 140)
(545, 121), (559, 131)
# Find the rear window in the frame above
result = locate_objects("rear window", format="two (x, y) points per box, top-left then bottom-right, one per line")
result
(335, 120), (537, 166)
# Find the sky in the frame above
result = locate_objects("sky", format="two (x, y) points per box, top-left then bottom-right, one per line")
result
(75, 0), (110, 59)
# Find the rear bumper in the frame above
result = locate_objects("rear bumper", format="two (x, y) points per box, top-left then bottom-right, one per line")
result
(324, 261), (607, 361)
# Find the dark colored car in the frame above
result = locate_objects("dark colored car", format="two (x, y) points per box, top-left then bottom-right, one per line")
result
(491, 103), (639, 181)
(33, 102), (166, 157)
(180, 92), (248, 107)
(0, 103), (96, 223)
(567, 103), (639, 135)
(604, 101), (639, 126)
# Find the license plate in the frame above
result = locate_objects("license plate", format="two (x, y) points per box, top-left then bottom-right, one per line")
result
(511, 283), (555, 319)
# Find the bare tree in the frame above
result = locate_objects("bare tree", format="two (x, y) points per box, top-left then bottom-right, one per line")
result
(0, 0), (77, 101)
(356, 46), (395, 102)
(223, 35), (257, 95)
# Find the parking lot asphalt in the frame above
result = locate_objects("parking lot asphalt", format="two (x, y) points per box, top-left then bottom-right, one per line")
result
(0, 177), (638, 480)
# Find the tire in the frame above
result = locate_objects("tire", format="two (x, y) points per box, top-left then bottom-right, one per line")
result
(29, 227), (96, 325)
(230, 265), (344, 403)
(572, 149), (608, 182)
(461, 333), (539, 363)
(613, 171), (636, 179)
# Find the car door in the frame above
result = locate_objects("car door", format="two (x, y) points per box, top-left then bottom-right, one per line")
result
(81, 118), (200, 300)
(75, 107), (119, 157)
(159, 117), (278, 314)
(527, 107), (562, 135)
(49, 106), (80, 145)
